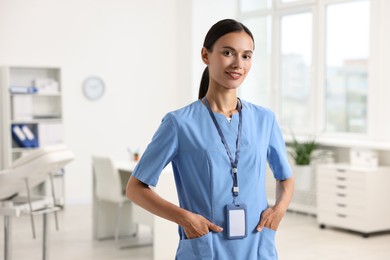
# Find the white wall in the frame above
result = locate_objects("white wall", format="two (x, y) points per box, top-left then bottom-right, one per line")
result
(0, 0), (181, 203)
(176, 0), (193, 107)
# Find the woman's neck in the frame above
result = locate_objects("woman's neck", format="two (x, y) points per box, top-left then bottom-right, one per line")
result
(204, 88), (238, 118)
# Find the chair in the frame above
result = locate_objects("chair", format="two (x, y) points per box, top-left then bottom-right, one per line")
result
(92, 155), (153, 247)
(0, 144), (74, 260)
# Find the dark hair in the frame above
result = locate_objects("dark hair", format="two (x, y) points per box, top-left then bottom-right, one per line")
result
(198, 19), (255, 99)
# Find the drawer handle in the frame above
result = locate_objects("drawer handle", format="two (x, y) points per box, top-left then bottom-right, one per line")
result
(337, 203), (347, 208)
(336, 177), (346, 181)
(337, 214), (347, 218)
(337, 185), (346, 189)
(337, 169), (346, 172)
(336, 193), (346, 197)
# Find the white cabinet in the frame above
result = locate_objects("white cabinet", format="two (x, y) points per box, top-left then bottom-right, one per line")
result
(0, 66), (65, 204)
(316, 164), (390, 236)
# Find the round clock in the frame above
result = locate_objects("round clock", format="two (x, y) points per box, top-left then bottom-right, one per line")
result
(82, 76), (105, 100)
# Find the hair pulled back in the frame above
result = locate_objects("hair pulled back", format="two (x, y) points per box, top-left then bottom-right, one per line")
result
(198, 19), (254, 99)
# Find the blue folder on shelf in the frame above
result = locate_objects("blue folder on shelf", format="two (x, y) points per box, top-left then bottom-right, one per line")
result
(9, 86), (38, 94)
(11, 124), (39, 148)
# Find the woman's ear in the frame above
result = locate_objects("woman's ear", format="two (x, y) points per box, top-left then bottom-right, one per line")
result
(201, 47), (209, 65)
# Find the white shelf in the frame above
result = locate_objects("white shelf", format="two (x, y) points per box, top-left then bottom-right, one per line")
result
(1, 65), (66, 206)
(12, 147), (39, 153)
(10, 93), (62, 96)
(284, 133), (390, 151)
(12, 118), (62, 124)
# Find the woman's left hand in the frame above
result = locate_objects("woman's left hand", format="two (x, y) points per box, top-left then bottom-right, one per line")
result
(256, 206), (285, 232)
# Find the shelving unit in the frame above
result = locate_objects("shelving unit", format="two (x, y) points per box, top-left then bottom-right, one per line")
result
(0, 66), (65, 205)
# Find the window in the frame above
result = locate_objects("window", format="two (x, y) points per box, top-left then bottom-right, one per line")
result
(280, 12), (313, 130)
(239, 0), (371, 137)
(325, 1), (370, 133)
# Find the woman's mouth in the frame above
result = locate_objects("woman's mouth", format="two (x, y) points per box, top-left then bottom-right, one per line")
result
(226, 71), (242, 80)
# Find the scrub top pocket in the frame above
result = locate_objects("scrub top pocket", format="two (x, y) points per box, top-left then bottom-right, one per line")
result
(258, 227), (278, 260)
(176, 232), (213, 260)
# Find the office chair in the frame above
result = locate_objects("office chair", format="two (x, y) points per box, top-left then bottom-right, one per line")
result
(92, 155), (153, 246)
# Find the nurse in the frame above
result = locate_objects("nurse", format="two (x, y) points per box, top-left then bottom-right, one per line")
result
(126, 19), (294, 259)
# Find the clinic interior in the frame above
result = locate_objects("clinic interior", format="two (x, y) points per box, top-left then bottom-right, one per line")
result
(1, 0), (390, 259)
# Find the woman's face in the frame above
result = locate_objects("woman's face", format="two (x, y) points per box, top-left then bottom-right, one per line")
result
(202, 31), (254, 92)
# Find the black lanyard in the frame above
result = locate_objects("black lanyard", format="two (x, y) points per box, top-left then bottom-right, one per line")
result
(204, 97), (242, 201)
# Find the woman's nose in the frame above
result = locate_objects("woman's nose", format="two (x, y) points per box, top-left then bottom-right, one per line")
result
(232, 58), (243, 69)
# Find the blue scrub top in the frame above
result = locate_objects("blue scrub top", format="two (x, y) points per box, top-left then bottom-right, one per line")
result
(132, 99), (292, 260)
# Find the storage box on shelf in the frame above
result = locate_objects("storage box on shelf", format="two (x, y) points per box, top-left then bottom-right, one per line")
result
(316, 163), (390, 237)
(0, 66), (65, 205)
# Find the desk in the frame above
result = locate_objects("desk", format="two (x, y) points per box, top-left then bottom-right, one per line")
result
(92, 161), (179, 259)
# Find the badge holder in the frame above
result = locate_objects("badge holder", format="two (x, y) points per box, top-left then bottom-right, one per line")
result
(226, 203), (247, 239)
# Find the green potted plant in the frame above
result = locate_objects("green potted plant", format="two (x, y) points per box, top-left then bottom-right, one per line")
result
(287, 137), (318, 166)
(286, 135), (318, 191)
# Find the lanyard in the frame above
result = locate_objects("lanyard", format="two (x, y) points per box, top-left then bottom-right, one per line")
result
(204, 97), (242, 201)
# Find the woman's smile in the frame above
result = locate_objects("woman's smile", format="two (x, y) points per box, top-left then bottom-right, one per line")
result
(226, 71), (242, 80)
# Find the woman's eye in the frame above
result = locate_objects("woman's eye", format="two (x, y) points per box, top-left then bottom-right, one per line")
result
(223, 50), (233, 56)
(243, 54), (252, 60)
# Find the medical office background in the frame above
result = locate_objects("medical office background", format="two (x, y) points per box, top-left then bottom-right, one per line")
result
(1, 0), (390, 258)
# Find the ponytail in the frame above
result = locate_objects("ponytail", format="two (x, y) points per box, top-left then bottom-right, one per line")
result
(198, 67), (209, 99)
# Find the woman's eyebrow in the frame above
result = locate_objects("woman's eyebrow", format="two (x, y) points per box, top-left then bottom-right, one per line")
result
(221, 46), (253, 54)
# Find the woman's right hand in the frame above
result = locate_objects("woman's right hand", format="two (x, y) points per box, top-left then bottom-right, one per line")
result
(182, 212), (223, 239)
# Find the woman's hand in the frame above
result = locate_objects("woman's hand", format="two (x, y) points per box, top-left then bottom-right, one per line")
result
(182, 212), (223, 239)
(256, 206), (285, 232)
(257, 178), (294, 231)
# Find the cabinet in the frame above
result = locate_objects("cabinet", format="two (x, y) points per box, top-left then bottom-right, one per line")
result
(316, 164), (390, 236)
(0, 66), (65, 204)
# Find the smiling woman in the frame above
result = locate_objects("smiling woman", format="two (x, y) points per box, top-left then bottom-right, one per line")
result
(126, 19), (294, 260)
(198, 21), (255, 100)
(200, 31), (253, 101)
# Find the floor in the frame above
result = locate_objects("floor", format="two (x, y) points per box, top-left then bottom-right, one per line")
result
(1, 204), (390, 260)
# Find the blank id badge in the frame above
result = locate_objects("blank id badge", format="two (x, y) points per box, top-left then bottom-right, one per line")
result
(226, 203), (247, 239)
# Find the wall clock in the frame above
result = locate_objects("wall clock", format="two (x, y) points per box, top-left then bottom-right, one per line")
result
(82, 76), (105, 100)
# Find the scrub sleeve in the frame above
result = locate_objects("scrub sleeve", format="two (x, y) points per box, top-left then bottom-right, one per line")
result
(131, 114), (178, 187)
(131, 100), (292, 260)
